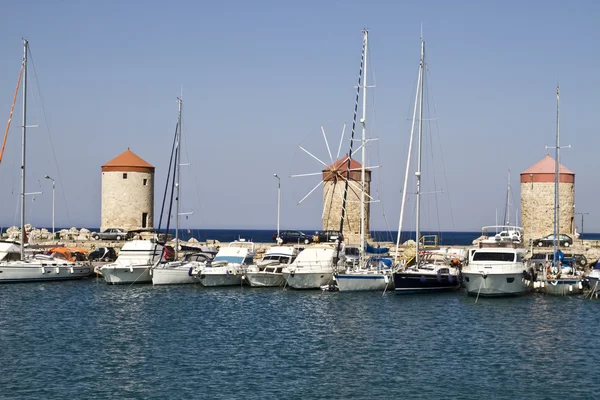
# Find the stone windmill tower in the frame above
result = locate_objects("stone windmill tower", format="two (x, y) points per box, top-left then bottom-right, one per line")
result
(520, 154), (575, 244)
(101, 148), (155, 232)
(321, 155), (371, 245)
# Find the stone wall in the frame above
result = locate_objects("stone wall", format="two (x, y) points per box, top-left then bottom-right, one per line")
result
(520, 181), (574, 243)
(322, 179), (371, 245)
(101, 171), (154, 232)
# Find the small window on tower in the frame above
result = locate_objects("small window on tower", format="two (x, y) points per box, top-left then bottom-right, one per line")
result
(123, 173), (128, 179)
(143, 178), (148, 186)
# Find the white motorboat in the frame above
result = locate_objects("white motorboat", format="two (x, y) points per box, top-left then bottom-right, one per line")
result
(463, 246), (531, 297)
(152, 250), (215, 285)
(0, 41), (92, 283)
(587, 262), (600, 292)
(245, 246), (297, 287)
(100, 240), (164, 284)
(192, 240), (255, 287)
(283, 244), (345, 289)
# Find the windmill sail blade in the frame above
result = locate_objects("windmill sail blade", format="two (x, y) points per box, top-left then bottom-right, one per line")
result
(290, 171), (325, 178)
(297, 179), (325, 205)
(335, 122), (347, 160)
(321, 125), (334, 165)
(299, 146), (329, 168)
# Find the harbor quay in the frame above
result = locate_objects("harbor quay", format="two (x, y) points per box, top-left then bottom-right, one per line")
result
(3, 225), (600, 268)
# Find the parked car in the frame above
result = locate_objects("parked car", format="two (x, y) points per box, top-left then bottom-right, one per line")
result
(92, 228), (128, 241)
(88, 247), (117, 262)
(564, 253), (588, 267)
(314, 230), (343, 243)
(528, 252), (586, 270)
(273, 230), (312, 244)
(532, 234), (573, 247)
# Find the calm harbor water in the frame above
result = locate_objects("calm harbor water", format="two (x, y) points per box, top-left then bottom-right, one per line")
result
(1, 279), (599, 399)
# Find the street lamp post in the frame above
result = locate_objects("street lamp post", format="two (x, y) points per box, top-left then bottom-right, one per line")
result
(575, 212), (588, 242)
(44, 175), (55, 237)
(273, 173), (280, 242)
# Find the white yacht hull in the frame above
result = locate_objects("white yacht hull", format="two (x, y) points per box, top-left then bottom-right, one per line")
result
(283, 271), (333, 289)
(335, 272), (391, 292)
(538, 278), (583, 296)
(463, 271), (529, 297)
(0, 263), (92, 283)
(101, 265), (152, 284)
(245, 272), (285, 287)
(152, 266), (196, 285)
(196, 266), (243, 287)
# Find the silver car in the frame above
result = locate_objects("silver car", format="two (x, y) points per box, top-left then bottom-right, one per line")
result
(92, 228), (128, 241)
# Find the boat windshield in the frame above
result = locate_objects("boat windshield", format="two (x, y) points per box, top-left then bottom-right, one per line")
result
(472, 252), (515, 262)
(214, 255), (244, 263)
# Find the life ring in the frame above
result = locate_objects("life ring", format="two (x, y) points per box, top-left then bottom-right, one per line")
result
(547, 275), (552, 280)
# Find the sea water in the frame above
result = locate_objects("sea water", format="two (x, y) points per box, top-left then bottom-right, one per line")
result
(1, 280), (599, 399)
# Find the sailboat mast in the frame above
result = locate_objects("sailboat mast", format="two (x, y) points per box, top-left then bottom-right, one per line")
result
(175, 96), (182, 260)
(553, 85), (560, 262)
(20, 39), (28, 260)
(394, 47), (422, 262)
(506, 169), (511, 225)
(415, 39), (425, 264)
(360, 29), (368, 257)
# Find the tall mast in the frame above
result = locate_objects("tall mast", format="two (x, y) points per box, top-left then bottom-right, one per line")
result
(553, 85), (560, 263)
(175, 95), (182, 260)
(20, 39), (28, 260)
(394, 46), (422, 262)
(506, 169), (511, 225)
(415, 39), (425, 264)
(360, 29), (368, 258)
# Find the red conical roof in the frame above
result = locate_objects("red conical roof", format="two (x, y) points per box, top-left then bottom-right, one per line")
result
(521, 154), (574, 175)
(102, 148), (154, 173)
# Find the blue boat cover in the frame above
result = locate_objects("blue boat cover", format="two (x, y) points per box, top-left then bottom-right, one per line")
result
(366, 243), (389, 254)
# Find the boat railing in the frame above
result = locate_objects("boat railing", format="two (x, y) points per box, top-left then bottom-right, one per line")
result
(420, 235), (438, 249)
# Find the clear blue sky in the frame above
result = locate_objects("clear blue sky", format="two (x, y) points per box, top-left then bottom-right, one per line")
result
(1, 0), (599, 233)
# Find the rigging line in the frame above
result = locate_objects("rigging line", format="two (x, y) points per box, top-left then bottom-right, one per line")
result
(1, 65), (23, 164)
(423, 71), (442, 235)
(157, 122), (178, 234)
(425, 65), (456, 230)
(27, 45), (73, 226)
(336, 34), (366, 264)
(165, 143), (179, 235)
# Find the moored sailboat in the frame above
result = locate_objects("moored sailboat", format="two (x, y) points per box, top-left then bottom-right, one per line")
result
(537, 86), (583, 296)
(392, 38), (460, 294)
(0, 40), (92, 283)
(332, 30), (393, 293)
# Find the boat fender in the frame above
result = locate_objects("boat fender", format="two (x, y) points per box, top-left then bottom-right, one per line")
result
(40, 266), (45, 274)
(188, 267), (193, 277)
(55, 267), (60, 274)
(70, 267), (74, 274)
(129, 266), (134, 273)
